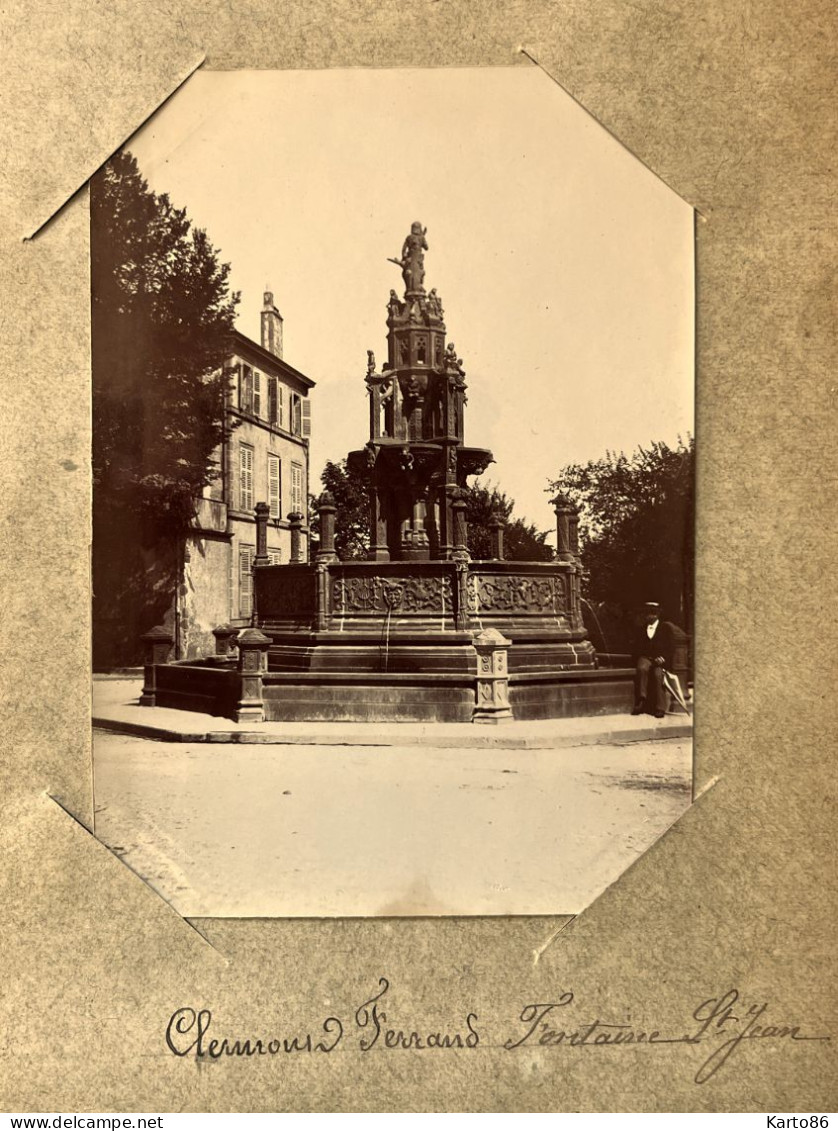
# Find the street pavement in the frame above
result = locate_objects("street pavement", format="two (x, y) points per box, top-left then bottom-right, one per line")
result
(93, 725), (693, 919)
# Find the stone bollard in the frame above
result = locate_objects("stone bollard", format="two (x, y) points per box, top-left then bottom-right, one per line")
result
(254, 501), (270, 567)
(568, 502), (581, 562)
(489, 514), (505, 561)
(552, 492), (575, 564)
(315, 492), (338, 564)
(139, 625), (174, 706)
(287, 511), (304, 563)
(211, 624), (240, 665)
(472, 627), (514, 724)
(235, 628), (272, 723)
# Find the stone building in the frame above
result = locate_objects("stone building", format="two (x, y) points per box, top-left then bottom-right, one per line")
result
(177, 290), (315, 658)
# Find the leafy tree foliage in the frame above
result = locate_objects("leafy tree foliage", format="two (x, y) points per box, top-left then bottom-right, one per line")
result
(315, 458), (372, 560)
(91, 150), (239, 666)
(92, 149), (240, 533)
(310, 463), (552, 562)
(466, 481), (553, 562)
(547, 437), (694, 631)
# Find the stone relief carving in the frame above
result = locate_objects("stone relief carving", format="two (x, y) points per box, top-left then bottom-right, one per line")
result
(332, 574), (454, 615)
(466, 573), (568, 615)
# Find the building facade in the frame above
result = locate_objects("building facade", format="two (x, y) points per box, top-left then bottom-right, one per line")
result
(178, 291), (315, 658)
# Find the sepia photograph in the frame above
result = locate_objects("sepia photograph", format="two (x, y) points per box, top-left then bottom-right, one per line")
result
(90, 67), (695, 919)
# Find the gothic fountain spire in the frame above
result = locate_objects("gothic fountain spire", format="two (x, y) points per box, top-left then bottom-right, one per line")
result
(349, 223), (494, 562)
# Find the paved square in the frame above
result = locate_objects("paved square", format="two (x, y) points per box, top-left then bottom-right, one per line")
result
(93, 727), (692, 917)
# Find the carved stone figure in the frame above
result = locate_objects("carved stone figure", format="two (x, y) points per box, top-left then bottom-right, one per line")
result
(445, 341), (465, 375)
(366, 349), (376, 376)
(427, 288), (444, 319)
(388, 221), (428, 293)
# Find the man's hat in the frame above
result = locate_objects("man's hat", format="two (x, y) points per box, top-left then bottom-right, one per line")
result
(644, 601), (661, 612)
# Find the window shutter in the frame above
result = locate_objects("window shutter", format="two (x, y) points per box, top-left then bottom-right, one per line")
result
(268, 550), (282, 565)
(291, 462), (303, 514)
(278, 384), (284, 429)
(239, 444), (254, 512)
(253, 370), (261, 418)
(241, 365), (254, 414)
(228, 544), (234, 620)
(268, 377), (278, 425)
(239, 545), (254, 619)
(301, 398), (311, 438)
(268, 455), (281, 519)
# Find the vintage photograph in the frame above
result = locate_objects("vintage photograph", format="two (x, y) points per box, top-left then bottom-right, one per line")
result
(90, 68), (695, 918)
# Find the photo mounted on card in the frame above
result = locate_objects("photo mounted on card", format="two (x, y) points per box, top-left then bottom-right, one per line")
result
(90, 68), (695, 919)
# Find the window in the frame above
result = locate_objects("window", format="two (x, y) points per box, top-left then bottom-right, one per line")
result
(253, 370), (261, 418)
(239, 444), (254, 513)
(267, 377), (278, 426)
(268, 454), (281, 519)
(239, 544), (254, 619)
(240, 365), (254, 413)
(291, 393), (302, 435)
(268, 549), (282, 565)
(301, 398), (311, 439)
(290, 462), (303, 515)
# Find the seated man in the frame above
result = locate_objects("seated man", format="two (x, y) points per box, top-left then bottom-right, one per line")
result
(631, 601), (677, 718)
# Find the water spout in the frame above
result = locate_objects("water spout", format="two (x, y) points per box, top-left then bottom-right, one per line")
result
(581, 597), (609, 656)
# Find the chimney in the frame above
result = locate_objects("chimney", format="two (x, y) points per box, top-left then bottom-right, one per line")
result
(261, 289), (284, 359)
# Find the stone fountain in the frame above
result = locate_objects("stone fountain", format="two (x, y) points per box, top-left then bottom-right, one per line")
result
(147, 225), (634, 723)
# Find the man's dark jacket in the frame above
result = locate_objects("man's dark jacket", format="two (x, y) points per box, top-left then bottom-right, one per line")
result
(631, 620), (678, 669)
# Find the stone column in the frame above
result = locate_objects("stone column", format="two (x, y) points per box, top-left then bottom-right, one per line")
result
(472, 628), (513, 723)
(369, 487), (390, 562)
(235, 628), (271, 723)
(489, 515), (505, 561)
(451, 490), (469, 557)
(368, 380), (380, 440)
(139, 625), (174, 707)
(287, 511), (304, 563)
(552, 493), (574, 564)
(254, 501), (270, 567)
(315, 491), (338, 564)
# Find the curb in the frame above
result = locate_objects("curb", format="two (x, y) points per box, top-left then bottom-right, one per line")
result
(92, 715), (693, 750)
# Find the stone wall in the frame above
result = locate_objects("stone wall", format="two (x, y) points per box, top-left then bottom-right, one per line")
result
(179, 534), (231, 660)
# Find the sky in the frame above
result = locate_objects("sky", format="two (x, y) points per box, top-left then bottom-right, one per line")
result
(127, 67), (694, 537)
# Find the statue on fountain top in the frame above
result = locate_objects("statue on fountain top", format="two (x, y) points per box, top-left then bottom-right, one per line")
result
(388, 221), (428, 294)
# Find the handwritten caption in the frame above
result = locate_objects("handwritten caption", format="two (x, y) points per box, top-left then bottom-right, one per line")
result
(165, 981), (828, 1085)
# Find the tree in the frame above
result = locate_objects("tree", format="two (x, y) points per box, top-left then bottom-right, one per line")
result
(91, 149), (240, 532)
(314, 458), (372, 559)
(547, 437), (694, 634)
(91, 150), (240, 666)
(466, 481), (553, 562)
(309, 464), (552, 562)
